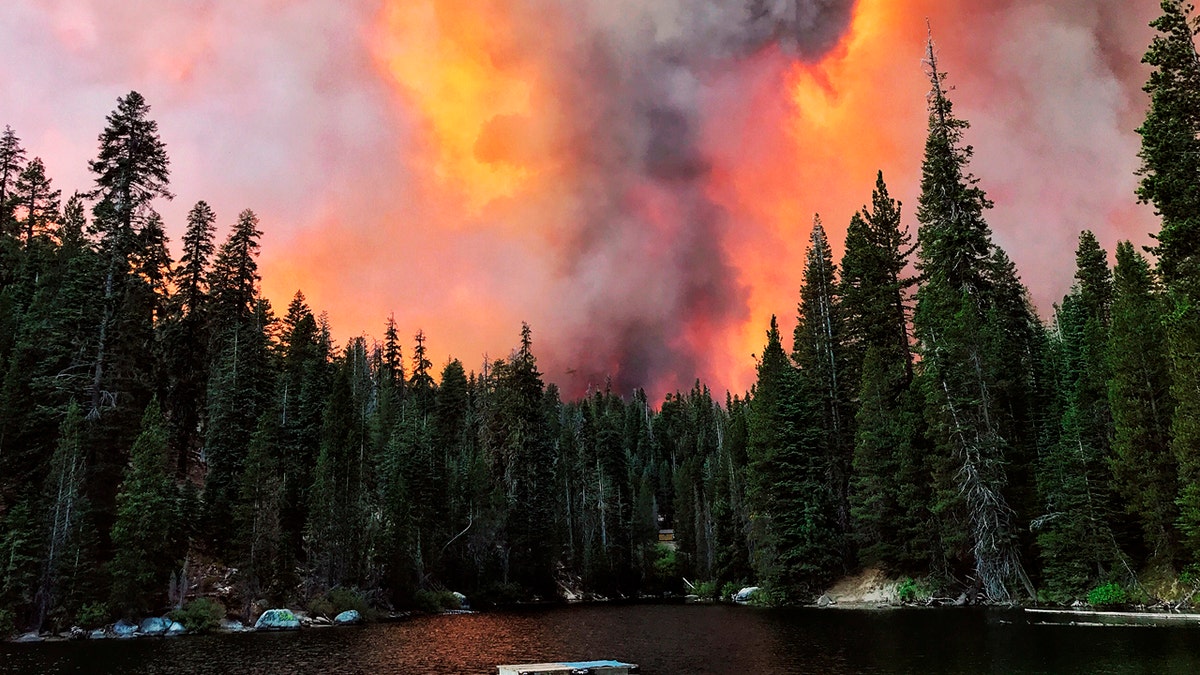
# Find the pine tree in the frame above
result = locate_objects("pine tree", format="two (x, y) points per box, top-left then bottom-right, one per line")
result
(486, 324), (557, 597)
(747, 316), (838, 601)
(87, 92), (173, 236)
(434, 359), (470, 557)
(34, 402), (93, 629)
(1109, 242), (1178, 561)
(912, 34), (1038, 601)
(305, 342), (374, 592)
(134, 210), (172, 320)
(0, 196), (102, 502)
(1136, 1), (1200, 562)
(86, 91), (172, 414)
(273, 292), (328, 575)
(209, 210), (262, 322)
(0, 499), (40, 631)
(792, 217), (853, 564)
(1035, 233), (1127, 600)
(0, 125), (27, 238)
(13, 158), (61, 244)
(160, 202), (217, 475)
(839, 172), (932, 572)
(1138, 0), (1200, 287)
(175, 202), (217, 318)
(234, 408), (285, 608)
(409, 329), (435, 415)
(108, 400), (184, 616)
(204, 299), (275, 557)
(81, 94), (174, 548)
(382, 314), (405, 389)
(203, 209), (269, 540)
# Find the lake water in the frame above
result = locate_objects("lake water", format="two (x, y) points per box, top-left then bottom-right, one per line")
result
(3, 603), (1200, 674)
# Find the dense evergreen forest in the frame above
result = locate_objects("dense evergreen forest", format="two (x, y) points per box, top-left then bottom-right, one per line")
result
(4, 2), (1200, 634)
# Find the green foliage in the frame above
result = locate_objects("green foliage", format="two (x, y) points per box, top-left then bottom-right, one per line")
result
(76, 602), (110, 629)
(1087, 582), (1129, 608)
(1107, 242), (1178, 560)
(793, 218), (854, 568)
(896, 577), (933, 604)
(912, 39), (1041, 604)
(326, 587), (373, 616)
(747, 316), (840, 602)
(747, 586), (786, 607)
(843, 173), (931, 574)
(309, 587), (376, 618)
(652, 544), (680, 583)
(109, 400), (185, 616)
(692, 580), (720, 600)
(721, 581), (744, 601)
(1137, 0), (1200, 287)
(1035, 234), (1126, 602)
(1137, 0), (1200, 566)
(1180, 563), (1200, 588)
(413, 589), (462, 613)
(168, 598), (224, 633)
(0, 499), (40, 622)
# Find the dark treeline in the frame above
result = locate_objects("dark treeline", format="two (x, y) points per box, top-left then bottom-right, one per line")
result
(3, 2), (1200, 634)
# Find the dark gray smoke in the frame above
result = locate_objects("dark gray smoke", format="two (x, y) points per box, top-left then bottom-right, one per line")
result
(540, 0), (858, 396)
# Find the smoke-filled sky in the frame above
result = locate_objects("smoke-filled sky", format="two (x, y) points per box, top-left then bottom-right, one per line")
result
(0, 0), (1160, 399)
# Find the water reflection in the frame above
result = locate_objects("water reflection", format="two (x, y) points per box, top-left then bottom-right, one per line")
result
(4, 604), (1200, 674)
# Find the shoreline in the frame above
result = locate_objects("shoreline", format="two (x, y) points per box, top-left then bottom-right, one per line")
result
(12, 597), (1200, 643)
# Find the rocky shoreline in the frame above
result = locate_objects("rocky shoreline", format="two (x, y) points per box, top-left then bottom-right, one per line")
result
(4, 605), (478, 644)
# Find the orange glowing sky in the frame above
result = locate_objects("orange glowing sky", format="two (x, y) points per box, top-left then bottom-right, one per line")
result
(1, 0), (1160, 399)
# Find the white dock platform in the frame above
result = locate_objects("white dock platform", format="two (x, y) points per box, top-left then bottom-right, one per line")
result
(497, 660), (639, 674)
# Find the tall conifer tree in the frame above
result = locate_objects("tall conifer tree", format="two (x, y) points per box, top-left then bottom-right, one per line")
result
(912, 34), (1038, 601)
(1109, 241), (1178, 561)
(13, 158), (60, 244)
(842, 173), (931, 571)
(793, 218), (853, 562)
(1137, 0), (1200, 561)
(1035, 232), (1125, 600)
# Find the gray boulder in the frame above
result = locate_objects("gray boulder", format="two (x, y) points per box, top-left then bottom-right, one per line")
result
(15, 631), (43, 643)
(254, 608), (300, 631)
(138, 617), (171, 636)
(333, 609), (361, 625)
(219, 618), (248, 632)
(734, 586), (760, 604)
(112, 619), (138, 638)
(817, 594), (835, 608)
(452, 591), (469, 610)
(166, 621), (186, 636)
(89, 628), (107, 640)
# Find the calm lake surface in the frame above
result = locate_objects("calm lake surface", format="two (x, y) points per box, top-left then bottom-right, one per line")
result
(3, 603), (1200, 674)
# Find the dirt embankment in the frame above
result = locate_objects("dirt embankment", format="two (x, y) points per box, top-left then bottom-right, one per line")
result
(822, 567), (903, 607)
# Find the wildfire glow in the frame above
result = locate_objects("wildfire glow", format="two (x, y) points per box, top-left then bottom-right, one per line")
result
(707, 0), (928, 393)
(2, 0), (1154, 402)
(372, 0), (564, 213)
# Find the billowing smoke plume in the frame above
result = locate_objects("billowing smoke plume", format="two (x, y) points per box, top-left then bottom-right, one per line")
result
(0, 0), (1163, 400)
(531, 0), (858, 395)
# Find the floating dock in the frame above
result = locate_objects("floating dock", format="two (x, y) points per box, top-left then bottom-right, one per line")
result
(1025, 607), (1200, 627)
(497, 660), (640, 674)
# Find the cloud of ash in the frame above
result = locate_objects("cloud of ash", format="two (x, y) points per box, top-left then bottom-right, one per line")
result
(0, 0), (1164, 400)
